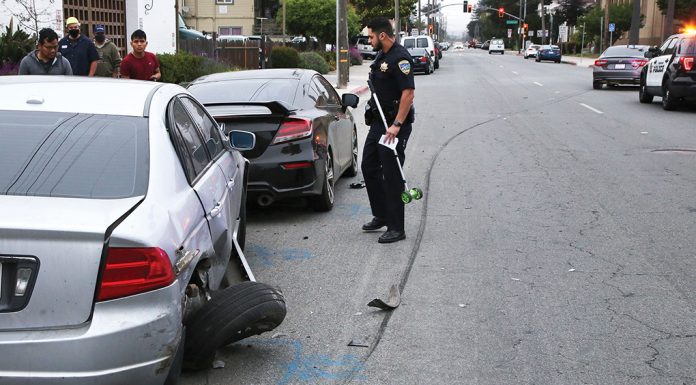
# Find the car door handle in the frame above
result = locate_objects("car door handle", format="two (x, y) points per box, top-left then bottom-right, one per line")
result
(209, 202), (223, 218)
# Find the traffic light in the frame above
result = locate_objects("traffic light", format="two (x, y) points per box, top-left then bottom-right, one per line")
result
(468, 3), (473, 12)
(523, 23), (528, 37)
(498, 7), (504, 18)
(463, 0), (468, 13)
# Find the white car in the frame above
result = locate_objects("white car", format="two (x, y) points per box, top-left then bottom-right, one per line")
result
(0, 76), (287, 384)
(524, 44), (541, 59)
(402, 35), (439, 69)
(453, 41), (465, 50)
(489, 38), (505, 54)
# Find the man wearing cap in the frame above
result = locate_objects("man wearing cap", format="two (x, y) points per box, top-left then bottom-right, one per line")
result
(93, 25), (121, 78)
(58, 17), (99, 76)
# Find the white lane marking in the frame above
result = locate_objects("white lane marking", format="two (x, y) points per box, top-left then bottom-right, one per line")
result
(641, 131), (649, 134)
(512, 71), (519, 75)
(499, 65), (504, 68)
(579, 103), (604, 114)
(554, 91), (560, 94)
(533, 82), (543, 87)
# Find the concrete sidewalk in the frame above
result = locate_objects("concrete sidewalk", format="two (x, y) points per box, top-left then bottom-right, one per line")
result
(323, 60), (372, 97)
(560, 55), (595, 68)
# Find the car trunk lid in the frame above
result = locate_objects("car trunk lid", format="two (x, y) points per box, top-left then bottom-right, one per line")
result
(0, 195), (141, 330)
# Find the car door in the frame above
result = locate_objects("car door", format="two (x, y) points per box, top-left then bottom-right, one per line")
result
(647, 37), (677, 87)
(313, 75), (351, 169)
(179, 96), (239, 287)
(169, 97), (231, 288)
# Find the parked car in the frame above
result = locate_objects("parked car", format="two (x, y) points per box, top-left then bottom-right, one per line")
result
(468, 40), (477, 48)
(217, 34), (248, 43)
(593, 45), (650, 89)
(453, 41), (465, 50)
(536, 45), (561, 63)
(475, 42), (484, 48)
(178, 13), (207, 41)
(639, 32), (696, 110)
(524, 44), (541, 59)
(408, 48), (435, 74)
(402, 35), (439, 69)
(481, 40), (490, 50)
(489, 38), (505, 54)
(351, 35), (375, 59)
(434, 41), (443, 60)
(0, 76), (287, 384)
(188, 69), (360, 211)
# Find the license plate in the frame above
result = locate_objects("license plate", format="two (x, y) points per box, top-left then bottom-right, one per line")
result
(614, 64), (626, 69)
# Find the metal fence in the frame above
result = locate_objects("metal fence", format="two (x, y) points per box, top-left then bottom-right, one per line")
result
(179, 38), (273, 70)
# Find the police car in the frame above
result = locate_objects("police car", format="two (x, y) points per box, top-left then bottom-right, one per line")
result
(639, 31), (696, 110)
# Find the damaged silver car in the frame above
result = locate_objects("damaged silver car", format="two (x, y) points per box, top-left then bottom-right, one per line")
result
(0, 76), (286, 385)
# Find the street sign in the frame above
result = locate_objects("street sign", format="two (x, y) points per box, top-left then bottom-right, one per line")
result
(558, 25), (569, 43)
(411, 28), (418, 36)
(608, 23), (615, 32)
(529, 31), (535, 37)
(507, 29), (512, 38)
(537, 30), (543, 37)
(506, 20), (518, 25)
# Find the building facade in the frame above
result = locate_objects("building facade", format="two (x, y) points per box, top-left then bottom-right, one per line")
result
(179, 0), (281, 36)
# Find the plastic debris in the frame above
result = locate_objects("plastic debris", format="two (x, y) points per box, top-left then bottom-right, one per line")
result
(458, 303), (467, 308)
(367, 284), (401, 310)
(272, 332), (287, 339)
(349, 182), (366, 189)
(568, 268), (576, 272)
(212, 360), (226, 369)
(511, 278), (521, 281)
(303, 236), (309, 240)
(348, 339), (370, 348)
(354, 312), (363, 316)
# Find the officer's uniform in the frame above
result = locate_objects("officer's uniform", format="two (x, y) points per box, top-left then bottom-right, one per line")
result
(362, 42), (415, 236)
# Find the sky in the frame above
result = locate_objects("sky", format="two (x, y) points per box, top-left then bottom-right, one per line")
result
(436, 0), (475, 38)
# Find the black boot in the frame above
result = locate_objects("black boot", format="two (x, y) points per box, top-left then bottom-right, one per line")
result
(362, 217), (387, 231)
(378, 229), (406, 243)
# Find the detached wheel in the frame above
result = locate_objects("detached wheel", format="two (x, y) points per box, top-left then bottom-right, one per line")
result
(639, 74), (653, 103)
(311, 152), (335, 211)
(662, 81), (679, 111)
(183, 281), (287, 371)
(593, 81), (603, 90)
(344, 129), (359, 177)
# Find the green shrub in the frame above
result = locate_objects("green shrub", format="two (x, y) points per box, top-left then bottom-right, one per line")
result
(319, 50), (336, 71)
(0, 26), (35, 64)
(270, 46), (300, 68)
(157, 52), (232, 85)
(298, 51), (330, 74)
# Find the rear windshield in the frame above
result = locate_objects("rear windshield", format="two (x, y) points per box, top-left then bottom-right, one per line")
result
(0, 111), (148, 199)
(679, 38), (696, 55)
(417, 37), (429, 48)
(408, 48), (428, 56)
(492, 39), (504, 45)
(601, 46), (647, 57)
(189, 79), (298, 105)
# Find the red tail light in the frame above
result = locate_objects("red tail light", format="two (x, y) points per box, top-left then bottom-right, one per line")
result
(420, 56), (427, 63)
(631, 59), (648, 68)
(280, 161), (313, 170)
(679, 56), (695, 71)
(272, 118), (312, 145)
(98, 247), (175, 301)
(594, 59), (608, 67)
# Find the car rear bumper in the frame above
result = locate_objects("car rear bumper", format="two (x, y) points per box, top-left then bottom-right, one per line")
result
(538, 54), (561, 61)
(412, 62), (430, 72)
(593, 69), (642, 83)
(670, 76), (696, 98)
(0, 285), (181, 385)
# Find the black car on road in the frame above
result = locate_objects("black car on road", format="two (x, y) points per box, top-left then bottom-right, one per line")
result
(188, 69), (360, 211)
(408, 48), (434, 75)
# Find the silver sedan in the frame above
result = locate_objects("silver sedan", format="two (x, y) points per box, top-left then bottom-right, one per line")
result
(0, 76), (286, 384)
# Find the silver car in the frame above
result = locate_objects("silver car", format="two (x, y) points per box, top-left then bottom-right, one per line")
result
(0, 76), (286, 384)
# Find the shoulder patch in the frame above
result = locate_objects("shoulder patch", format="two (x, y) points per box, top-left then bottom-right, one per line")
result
(398, 60), (411, 75)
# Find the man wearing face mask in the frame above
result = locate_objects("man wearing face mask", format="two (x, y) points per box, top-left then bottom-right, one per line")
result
(360, 16), (415, 244)
(58, 17), (99, 76)
(93, 25), (121, 78)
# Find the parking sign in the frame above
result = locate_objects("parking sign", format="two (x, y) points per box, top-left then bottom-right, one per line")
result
(608, 23), (615, 32)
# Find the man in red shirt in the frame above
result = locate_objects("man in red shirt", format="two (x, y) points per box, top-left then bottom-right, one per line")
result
(120, 29), (161, 81)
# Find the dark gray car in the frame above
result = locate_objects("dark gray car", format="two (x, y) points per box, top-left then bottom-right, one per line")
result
(593, 45), (650, 89)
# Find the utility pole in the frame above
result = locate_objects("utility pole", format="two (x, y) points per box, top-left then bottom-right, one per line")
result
(418, 0), (421, 33)
(629, 0), (640, 44)
(395, 0), (400, 39)
(663, 0), (675, 40)
(282, 0), (286, 42)
(603, 0), (609, 51)
(540, 0), (546, 44)
(336, 0), (348, 88)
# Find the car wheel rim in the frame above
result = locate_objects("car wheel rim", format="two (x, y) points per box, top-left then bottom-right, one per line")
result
(326, 154), (334, 203)
(352, 132), (358, 169)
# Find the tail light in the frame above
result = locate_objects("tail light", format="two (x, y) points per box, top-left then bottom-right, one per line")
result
(679, 56), (694, 71)
(631, 59), (648, 68)
(271, 118), (312, 145)
(280, 161), (313, 170)
(420, 56), (427, 63)
(97, 247), (175, 301)
(594, 59), (608, 67)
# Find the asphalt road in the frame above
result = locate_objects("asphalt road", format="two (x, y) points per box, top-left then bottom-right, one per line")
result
(181, 49), (696, 385)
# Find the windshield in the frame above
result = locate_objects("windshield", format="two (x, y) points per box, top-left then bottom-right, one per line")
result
(0, 111), (148, 199)
(189, 78), (299, 105)
(492, 39), (504, 45)
(602, 46), (648, 57)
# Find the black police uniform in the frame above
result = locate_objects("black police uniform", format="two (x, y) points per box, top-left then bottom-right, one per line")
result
(361, 42), (415, 239)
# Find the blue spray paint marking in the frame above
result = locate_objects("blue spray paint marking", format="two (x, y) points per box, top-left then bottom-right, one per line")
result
(334, 203), (372, 217)
(249, 339), (367, 384)
(246, 245), (317, 267)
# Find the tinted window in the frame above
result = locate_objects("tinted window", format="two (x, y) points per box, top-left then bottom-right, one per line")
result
(403, 38), (415, 48)
(188, 79), (299, 106)
(180, 97), (225, 159)
(601, 46), (647, 57)
(0, 111), (148, 199)
(664, 38), (678, 55)
(171, 99), (210, 178)
(314, 76), (341, 106)
(416, 37), (429, 48)
(678, 38), (696, 55)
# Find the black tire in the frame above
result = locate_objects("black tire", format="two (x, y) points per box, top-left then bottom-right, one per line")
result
(344, 128), (359, 177)
(311, 151), (335, 211)
(639, 73), (653, 104)
(662, 80), (679, 111)
(535, 57), (540, 62)
(434, 58), (439, 69)
(183, 281), (287, 371)
(592, 81), (603, 90)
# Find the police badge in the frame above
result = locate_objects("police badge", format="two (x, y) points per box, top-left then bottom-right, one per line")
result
(380, 61), (388, 72)
(398, 60), (411, 75)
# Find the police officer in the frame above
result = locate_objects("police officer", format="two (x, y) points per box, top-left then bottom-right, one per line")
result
(361, 17), (415, 244)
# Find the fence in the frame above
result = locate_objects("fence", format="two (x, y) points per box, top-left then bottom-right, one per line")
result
(179, 38), (274, 70)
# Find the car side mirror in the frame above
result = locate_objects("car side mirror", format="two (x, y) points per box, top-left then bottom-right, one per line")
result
(341, 93), (359, 112)
(644, 51), (653, 59)
(229, 130), (256, 150)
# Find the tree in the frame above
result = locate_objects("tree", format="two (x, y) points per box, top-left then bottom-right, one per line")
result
(557, 0), (586, 26)
(576, 3), (643, 47)
(0, 25), (35, 64)
(280, 0), (361, 44)
(351, 0), (418, 29)
(657, 0), (696, 23)
(1, 0), (54, 37)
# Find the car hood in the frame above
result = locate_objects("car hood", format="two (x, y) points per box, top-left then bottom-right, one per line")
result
(0, 195), (142, 330)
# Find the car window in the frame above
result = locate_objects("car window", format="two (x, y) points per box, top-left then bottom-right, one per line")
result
(677, 38), (695, 55)
(403, 38), (415, 48)
(492, 39), (503, 45)
(313, 76), (341, 106)
(416, 37), (429, 48)
(188, 79), (298, 106)
(179, 96), (225, 159)
(171, 98), (210, 180)
(0, 111), (148, 199)
(664, 38), (678, 55)
(602, 46), (647, 57)
(659, 37), (675, 54)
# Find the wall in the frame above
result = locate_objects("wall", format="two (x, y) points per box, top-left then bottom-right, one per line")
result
(181, 0), (254, 36)
(126, 0), (176, 53)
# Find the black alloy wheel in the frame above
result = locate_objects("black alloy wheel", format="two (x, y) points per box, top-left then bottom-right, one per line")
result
(344, 129), (359, 177)
(662, 80), (679, 111)
(311, 152), (335, 211)
(638, 73), (653, 103)
(593, 81), (603, 90)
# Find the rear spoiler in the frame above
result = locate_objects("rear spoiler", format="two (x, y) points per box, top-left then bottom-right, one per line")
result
(204, 101), (297, 118)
